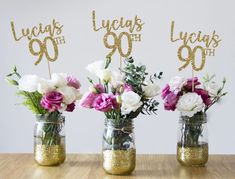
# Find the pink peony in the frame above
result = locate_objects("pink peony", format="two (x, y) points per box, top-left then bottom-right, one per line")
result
(41, 91), (63, 112)
(66, 102), (76, 112)
(95, 84), (105, 93)
(67, 76), (81, 89)
(164, 92), (179, 111)
(161, 84), (171, 99)
(185, 77), (201, 91)
(79, 92), (97, 108)
(195, 89), (212, 106)
(93, 93), (116, 112)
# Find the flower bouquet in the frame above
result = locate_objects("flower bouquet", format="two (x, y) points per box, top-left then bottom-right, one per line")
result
(162, 75), (227, 166)
(80, 57), (162, 175)
(6, 66), (81, 166)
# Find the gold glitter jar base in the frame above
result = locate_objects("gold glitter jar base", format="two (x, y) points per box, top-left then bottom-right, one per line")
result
(177, 143), (208, 167)
(34, 144), (66, 166)
(103, 149), (136, 175)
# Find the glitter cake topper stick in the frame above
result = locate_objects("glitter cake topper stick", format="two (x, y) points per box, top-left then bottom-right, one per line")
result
(47, 61), (52, 79)
(192, 68), (195, 92)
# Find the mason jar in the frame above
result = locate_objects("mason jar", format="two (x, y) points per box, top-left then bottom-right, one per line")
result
(34, 113), (66, 166)
(177, 112), (208, 166)
(102, 118), (136, 175)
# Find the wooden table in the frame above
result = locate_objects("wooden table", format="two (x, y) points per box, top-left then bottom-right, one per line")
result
(0, 154), (235, 179)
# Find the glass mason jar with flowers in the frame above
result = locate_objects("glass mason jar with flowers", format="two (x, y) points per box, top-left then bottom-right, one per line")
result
(162, 75), (227, 166)
(80, 57), (162, 175)
(6, 66), (81, 166)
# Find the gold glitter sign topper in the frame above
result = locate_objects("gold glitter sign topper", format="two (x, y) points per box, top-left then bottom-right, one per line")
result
(92, 10), (144, 58)
(170, 21), (221, 71)
(11, 19), (65, 65)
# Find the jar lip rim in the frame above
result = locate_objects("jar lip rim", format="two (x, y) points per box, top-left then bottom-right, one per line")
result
(105, 118), (134, 128)
(36, 113), (65, 122)
(179, 112), (207, 123)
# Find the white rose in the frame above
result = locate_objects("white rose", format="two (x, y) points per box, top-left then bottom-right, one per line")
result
(51, 73), (68, 87)
(37, 78), (55, 94)
(204, 81), (220, 97)
(143, 81), (160, 98)
(176, 93), (205, 117)
(18, 75), (40, 92)
(57, 86), (80, 104)
(96, 69), (112, 83)
(169, 76), (187, 91)
(110, 71), (124, 88)
(121, 91), (143, 115)
(86, 60), (104, 76)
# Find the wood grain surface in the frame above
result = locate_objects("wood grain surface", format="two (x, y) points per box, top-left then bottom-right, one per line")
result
(0, 154), (235, 179)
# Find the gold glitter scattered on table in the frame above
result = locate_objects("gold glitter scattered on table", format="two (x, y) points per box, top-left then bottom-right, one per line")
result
(177, 143), (208, 166)
(34, 144), (65, 166)
(103, 149), (136, 175)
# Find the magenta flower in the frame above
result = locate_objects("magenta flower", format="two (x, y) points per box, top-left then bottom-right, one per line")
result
(185, 77), (201, 91)
(95, 84), (105, 93)
(79, 92), (97, 108)
(67, 76), (81, 89)
(93, 93), (116, 112)
(66, 102), (76, 112)
(161, 84), (170, 99)
(164, 92), (179, 111)
(195, 89), (212, 106)
(40, 91), (63, 112)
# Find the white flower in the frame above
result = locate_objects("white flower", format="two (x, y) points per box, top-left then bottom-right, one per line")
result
(96, 69), (112, 83)
(57, 86), (81, 104)
(176, 93), (205, 117)
(37, 79), (55, 94)
(121, 91), (143, 115)
(51, 73), (68, 87)
(18, 75), (40, 92)
(110, 71), (124, 88)
(143, 81), (160, 98)
(204, 81), (220, 97)
(169, 76), (187, 91)
(86, 60), (104, 76)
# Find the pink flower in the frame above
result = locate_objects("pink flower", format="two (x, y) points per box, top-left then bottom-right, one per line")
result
(93, 93), (116, 112)
(95, 84), (105, 93)
(67, 76), (81, 89)
(195, 89), (212, 106)
(164, 92), (179, 111)
(123, 84), (133, 92)
(79, 92), (97, 108)
(66, 102), (76, 112)
(185, 77), (201, 91)
(40, 91), (63, 112)
(161, 84), (170, 99)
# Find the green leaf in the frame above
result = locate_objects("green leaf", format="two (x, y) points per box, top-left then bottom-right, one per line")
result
(17, 91), (47, 114)
(5, 78), (18, 86)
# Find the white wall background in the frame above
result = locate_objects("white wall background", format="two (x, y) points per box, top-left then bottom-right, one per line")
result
(0, 0), (234, 154)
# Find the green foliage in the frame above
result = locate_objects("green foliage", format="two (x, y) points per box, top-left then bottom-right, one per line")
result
(17, 91), (47, 114)
(104, 57), (112, 69)
(122, 57), (162, 116)
(6, 66), (47, 115)
(122, 57), (147, 96)
(203, 74), (228, 112)
(141, 99), (159, 115)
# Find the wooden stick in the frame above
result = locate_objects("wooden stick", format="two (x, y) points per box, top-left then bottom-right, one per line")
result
(47, 60), (52, 79)
(192, 68), (195, 92)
